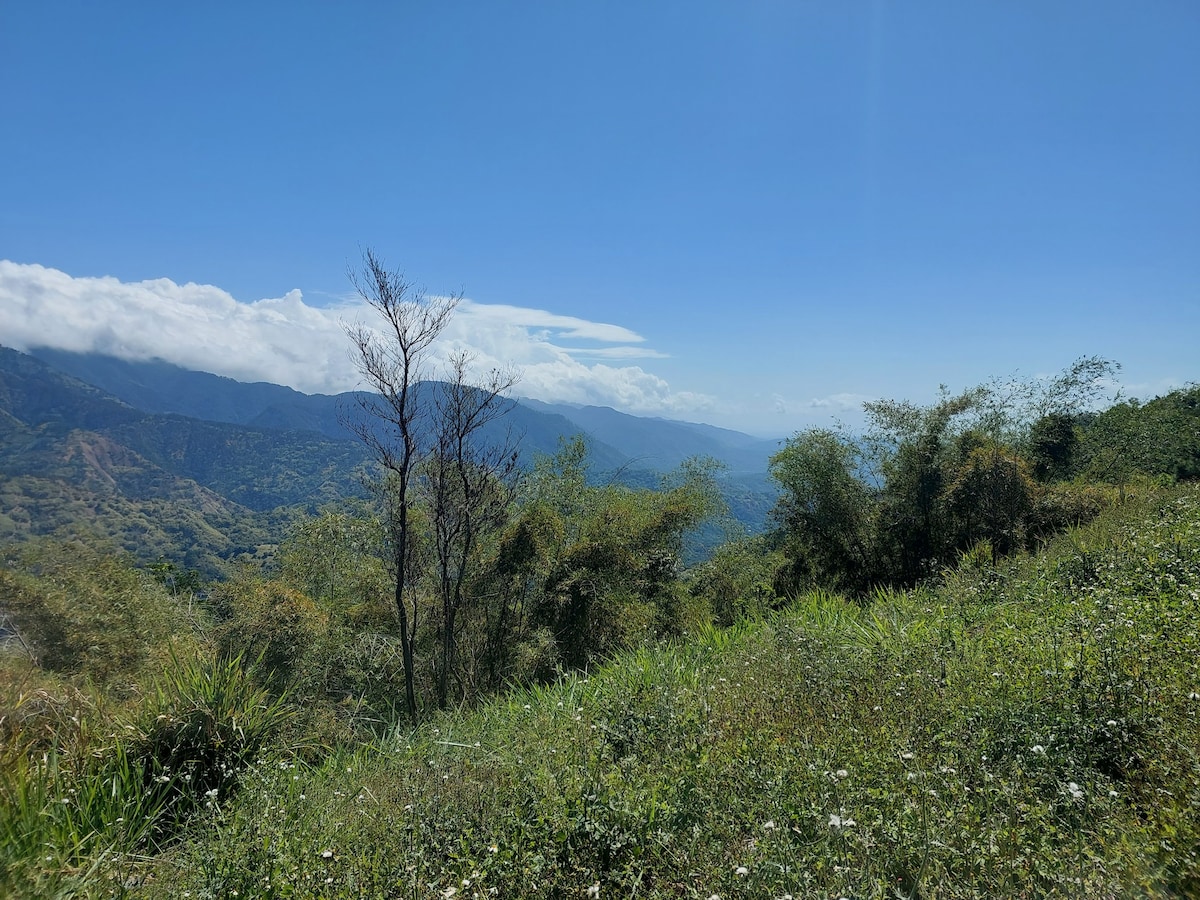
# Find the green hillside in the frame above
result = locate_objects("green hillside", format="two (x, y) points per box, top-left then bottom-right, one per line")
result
(3, 487), (1198, 898)
(3, 350), (1198, 897)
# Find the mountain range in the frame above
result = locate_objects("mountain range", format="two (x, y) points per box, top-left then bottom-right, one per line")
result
(0, 346), (781, 576)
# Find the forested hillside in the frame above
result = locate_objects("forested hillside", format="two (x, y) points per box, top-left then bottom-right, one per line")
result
(2, 483), (1197, 897)
(1, 346), (783, 575)
(2, 340), (1198, 897)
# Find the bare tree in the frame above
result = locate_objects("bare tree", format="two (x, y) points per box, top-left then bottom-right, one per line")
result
(422, 352), (520, 708)
(343, 249), (459, 721)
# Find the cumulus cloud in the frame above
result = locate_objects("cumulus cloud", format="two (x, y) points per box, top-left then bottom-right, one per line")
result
(0, 260), (713, 417)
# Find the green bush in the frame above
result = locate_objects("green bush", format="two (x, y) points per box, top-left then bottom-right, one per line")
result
(0, 541), (191, 689)
(211, 575), (330, 695)
(1028, 480), (1118, 542)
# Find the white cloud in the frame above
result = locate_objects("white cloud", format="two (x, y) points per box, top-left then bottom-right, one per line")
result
(808, 392), (875, 412)
(0, 260), (713, 417)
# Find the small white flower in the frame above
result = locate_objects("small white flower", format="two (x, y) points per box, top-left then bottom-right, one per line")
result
(835, 769), (849, 779)
(762, 820), (776, 830)
(587, 883), (600, 898)
(1031, 745), (1046, 755)
(734, 866), (748, 876)
(1068, 782), (1084, 801)
(321, 849), (333, 859)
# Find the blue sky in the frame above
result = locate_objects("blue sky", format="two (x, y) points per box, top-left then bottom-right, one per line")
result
(2, 2), (1197, 435)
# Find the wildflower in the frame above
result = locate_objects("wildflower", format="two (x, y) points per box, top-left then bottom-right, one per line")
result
(835, 769), (849, 779)
(762, 820), (776, 831)
(321, 849), (333, 859)
(1031, 745), (1046, 755)
(487, 845), (499, 854)
(587, 883), (600, 898)
(1068, 782), (1084, 801)
(735, 866), (749, 876)
(829, 813), (855, 829)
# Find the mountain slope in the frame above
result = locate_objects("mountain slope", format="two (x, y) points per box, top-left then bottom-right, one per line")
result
(2, 347), (780, 560)
(28, 348), (781, 475)
(510, 398), (782, 473)
(25, 348), (633, 472)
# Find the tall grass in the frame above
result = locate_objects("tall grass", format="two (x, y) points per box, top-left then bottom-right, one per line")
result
(0, 651), (291, 897)
(5, 486), (1199, 898)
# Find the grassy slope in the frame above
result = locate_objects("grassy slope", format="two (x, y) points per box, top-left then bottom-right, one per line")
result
(137, 487), (1200, 899)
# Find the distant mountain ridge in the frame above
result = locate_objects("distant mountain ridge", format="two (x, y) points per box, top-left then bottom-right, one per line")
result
(27, 348), (783, 474)
(1, 347), (780, 575)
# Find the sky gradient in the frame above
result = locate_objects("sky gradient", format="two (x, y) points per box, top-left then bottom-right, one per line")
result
(2, 2), (1197, 435)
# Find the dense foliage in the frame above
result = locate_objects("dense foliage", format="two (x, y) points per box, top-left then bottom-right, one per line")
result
(767, 361), (1198, 598)
(2, 353), (1198, 898)
(3, 485), (1197, 898)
